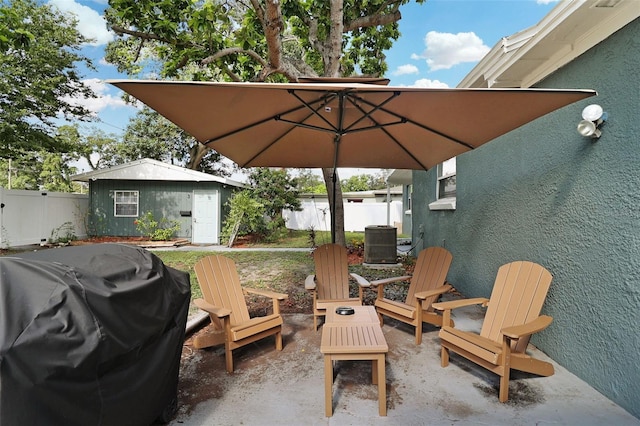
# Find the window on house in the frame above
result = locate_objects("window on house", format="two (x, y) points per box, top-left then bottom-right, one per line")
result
(429, 157), (456, 210)
(114, 190), (139, 217)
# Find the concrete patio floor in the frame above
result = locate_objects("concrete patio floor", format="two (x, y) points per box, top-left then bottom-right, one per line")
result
(169, 298), (639, 426)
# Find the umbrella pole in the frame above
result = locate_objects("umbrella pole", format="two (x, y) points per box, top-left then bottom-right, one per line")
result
(330, 131), (342, 245)
(331, 169), (336, 244)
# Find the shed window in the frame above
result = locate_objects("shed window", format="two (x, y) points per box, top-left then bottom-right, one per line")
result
(114, 191), (139, 217)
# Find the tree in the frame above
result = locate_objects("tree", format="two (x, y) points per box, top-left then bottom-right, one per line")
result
(247, 168), (301, 220)
(341, 174), (371, 192)
(0, 0), (96, 160)
(221, 168), (302, 243)
(105, 0), (425, 245)
(296, 169), (326, 193)
(341, 171), (389, 192)
(39, 153), (79, 192)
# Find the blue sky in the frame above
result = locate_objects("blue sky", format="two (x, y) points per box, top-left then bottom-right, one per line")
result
(48, 0), (559, 175)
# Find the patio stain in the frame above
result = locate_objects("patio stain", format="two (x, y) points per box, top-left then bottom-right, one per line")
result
(435, 396), (477, 419)
(473, 380), (545, 406)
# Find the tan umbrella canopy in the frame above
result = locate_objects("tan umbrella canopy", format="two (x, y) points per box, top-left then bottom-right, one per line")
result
(109, 79), (595, 170)
(109, 79), (596, 241)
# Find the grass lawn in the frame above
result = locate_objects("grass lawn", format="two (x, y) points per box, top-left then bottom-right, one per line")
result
(155, 230), (414, 317)
(0, 229), (414, 317)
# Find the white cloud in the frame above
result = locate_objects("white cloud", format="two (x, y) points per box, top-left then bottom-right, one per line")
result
(64, 78), (136, 115)
(537, 0), (559, 4)
(413, 31), (490, 71)
(48, 0), (113, 46)
(392, 64), (419, 76)
(410, 79), (449, 88)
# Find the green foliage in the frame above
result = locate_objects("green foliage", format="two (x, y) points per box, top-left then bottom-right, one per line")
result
(105, 0), (425, 83)
(134, 211), (181, 241)
(40, 153), (77, 192)
(1, 0), (95, 159)
(0, 5), (33, 52)
(295, 169), (326, 193)
(220, 190), (266, 243)
(248, 168), (302, 219)
(341, 174), (371, 192)
(341, 172), (388, 192)
(221, 169), (302, 244)
(49, 222), (76, 245)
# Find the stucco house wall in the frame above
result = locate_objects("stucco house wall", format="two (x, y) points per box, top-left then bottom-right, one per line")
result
(412, 18), (639, 417)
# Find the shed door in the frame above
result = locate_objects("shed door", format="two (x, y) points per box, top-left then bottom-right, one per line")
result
(192, 190), (219, 244)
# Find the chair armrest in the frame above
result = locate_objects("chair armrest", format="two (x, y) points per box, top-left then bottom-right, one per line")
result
(349, 273), (371, 288)
(414, 283), (452, 300)
(502, 315), (553, 339)
(193, 298), (231, 318)
(432, 297), (489, 311)
(304, 274), (316, 290)
(368, 275), (412, 288)
(244, 287), (288, 300)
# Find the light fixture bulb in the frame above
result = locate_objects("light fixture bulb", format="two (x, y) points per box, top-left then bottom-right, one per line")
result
(581, 104), (604, 122)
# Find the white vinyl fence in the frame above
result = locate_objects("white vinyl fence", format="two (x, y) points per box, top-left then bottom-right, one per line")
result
(283, 200), (403, 233)
(0, 189), (89, 249)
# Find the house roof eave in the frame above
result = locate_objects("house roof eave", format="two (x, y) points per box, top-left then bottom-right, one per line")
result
(458, 0), (639, 89)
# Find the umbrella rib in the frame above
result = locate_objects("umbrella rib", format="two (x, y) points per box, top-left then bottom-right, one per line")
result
(289, 90), (340, 133)
(204, 96), (330, 146)
(342, 91), (399, 133)
(275, 117), (340, 134)
(355, 93), (476, 150)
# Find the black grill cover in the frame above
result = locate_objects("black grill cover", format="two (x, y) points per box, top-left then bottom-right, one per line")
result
(0, 244), (190, 426)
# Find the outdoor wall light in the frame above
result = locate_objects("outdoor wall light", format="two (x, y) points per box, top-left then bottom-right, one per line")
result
(577, 104), (607, 139)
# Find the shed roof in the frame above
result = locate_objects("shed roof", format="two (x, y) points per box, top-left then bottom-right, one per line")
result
(71, 158), (245, 187)
(459, 0), (639, 88)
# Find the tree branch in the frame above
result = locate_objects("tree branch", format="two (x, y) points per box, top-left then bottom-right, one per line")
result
(345, 10), (401, 32)
(110, 25), (192, 47)
(201, 47), (268, 67)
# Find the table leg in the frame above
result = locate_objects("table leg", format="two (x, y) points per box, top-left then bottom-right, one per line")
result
(324, 355), (333, 417)
(372, 359), (378, 384)
(377, 354), (387, 416)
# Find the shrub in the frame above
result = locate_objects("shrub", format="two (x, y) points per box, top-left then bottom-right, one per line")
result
(134, 212), (180, 241)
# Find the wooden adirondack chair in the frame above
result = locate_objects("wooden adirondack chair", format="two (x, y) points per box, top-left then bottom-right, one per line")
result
(192, 255), (288, 373)
(433, 261), (554, 402)
(305, 243), (370, 330)
(368, 246), (453, 344)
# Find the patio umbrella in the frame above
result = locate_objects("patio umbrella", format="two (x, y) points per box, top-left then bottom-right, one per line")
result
(109, 79), (596, 241)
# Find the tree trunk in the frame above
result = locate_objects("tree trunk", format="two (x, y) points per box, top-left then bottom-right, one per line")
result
(322, 167), (346, 246)
(186, 143), (209, 170)
(320, 0), (347, 247)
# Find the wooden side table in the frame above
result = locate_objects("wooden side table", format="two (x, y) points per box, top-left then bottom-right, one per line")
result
(320, 307), (388, 417)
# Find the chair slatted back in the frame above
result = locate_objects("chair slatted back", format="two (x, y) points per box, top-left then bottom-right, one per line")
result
(313, 244), (350, 301)
(481, 261), (553, 353)
(405, 247), (453, 306)
(195, 255), (251, 326)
